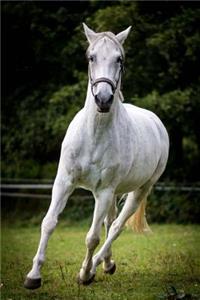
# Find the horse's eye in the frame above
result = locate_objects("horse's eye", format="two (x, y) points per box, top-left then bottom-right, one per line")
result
(88, 55), (95, 62)
(117, 56), (123, 64)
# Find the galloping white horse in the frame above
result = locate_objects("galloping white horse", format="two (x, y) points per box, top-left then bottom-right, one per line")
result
(24, 24), (169, 289)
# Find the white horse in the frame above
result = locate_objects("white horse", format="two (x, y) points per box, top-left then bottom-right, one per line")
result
(24, 23), (169, 289)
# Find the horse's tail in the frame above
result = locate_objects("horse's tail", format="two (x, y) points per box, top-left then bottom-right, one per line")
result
(126, 196), (152, 234)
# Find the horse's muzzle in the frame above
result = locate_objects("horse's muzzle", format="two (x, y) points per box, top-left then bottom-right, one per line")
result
(95, 94), (114, 113)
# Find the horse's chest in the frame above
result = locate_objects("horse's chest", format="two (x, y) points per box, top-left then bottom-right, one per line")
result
(77, 141), (120, 190)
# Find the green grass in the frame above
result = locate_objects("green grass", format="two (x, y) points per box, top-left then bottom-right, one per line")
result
(1, 222), (200, 300)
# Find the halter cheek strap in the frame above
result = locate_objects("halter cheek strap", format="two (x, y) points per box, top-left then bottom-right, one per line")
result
(88, 34), (125, 98)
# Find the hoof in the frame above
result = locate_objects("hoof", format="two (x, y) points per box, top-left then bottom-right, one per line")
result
(104, 263), (116, 275)
(77, 273), (95, 285)
(24, 277), (41, 290)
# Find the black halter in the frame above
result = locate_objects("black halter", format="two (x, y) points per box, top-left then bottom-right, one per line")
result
(89, 62), (124, 98)
(87, 35), (125, 98)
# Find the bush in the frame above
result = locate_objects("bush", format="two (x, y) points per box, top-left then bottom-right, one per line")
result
(147, 189), (200, 224)
(2, 189), (200, 225)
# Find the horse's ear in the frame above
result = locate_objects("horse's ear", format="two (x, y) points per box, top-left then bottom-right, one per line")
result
(116, 26), (132, 44)
(83, 23), (98, 44)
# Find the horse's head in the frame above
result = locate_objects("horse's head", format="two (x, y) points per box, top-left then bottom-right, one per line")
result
(83, 23), (131, 113)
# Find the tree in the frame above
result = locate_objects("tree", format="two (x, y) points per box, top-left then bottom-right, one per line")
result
(2, 1), (200, 181)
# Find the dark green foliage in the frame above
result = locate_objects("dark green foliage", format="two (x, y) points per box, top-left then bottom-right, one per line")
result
(147, 189), (200, 224)
(2, 189), (200, 225)
(2, 1), (200, 225)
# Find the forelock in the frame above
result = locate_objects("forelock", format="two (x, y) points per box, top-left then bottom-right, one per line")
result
(86, 31), (125, 58)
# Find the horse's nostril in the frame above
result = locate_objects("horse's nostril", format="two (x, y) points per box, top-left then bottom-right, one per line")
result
(95, 95), (101, 105)
(95, 93), (113, 105)
(94, 92), (114, 113)
(108, 94), (114, 103)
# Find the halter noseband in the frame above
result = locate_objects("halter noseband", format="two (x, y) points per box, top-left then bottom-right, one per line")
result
(89, 60), (124, 98)
(88, 34), (125, 98)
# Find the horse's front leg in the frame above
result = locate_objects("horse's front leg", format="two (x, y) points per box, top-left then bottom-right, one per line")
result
(103, 198), (118, 274)
(77, 189), (114, 285)
(24, 174), (75, 289)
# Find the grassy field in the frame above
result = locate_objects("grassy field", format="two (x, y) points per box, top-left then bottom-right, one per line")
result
(1, 221), (200, 300)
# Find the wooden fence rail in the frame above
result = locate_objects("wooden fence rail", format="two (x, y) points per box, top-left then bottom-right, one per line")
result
(1, 181), (200, 200)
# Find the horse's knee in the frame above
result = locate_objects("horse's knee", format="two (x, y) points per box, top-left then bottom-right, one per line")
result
(86, 232), (100, 250)
(42, 216), (57, 234)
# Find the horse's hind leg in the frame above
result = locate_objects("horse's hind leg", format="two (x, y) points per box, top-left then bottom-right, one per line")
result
(90, 185), (152, 276)
(24, 175), (74, 289)
(103, 197), (118, 274)
(77, 189), (114, 285)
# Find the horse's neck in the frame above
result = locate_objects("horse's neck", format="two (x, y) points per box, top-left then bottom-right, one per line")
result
(84, 83), (121, 137)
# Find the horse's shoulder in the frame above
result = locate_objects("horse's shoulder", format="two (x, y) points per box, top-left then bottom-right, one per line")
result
(123, 103), (168, 139)
(123, 103), (158, 120)
(124, 103), (167, 129)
